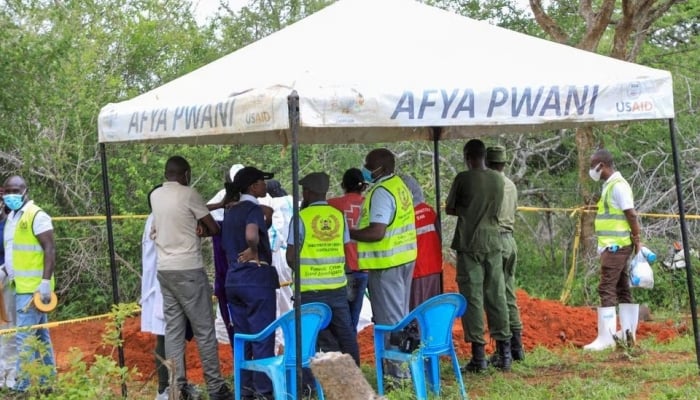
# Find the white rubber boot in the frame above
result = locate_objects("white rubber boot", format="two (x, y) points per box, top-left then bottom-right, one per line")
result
(618, 303), (640, 346)
(584, 306), (617, 351)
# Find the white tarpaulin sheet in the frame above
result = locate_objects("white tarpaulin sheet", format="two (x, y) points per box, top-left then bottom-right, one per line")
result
(98, 0), (674, 145)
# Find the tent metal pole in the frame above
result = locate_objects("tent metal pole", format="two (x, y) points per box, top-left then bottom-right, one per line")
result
(288, 91), (303, 397)
(99, 143), (127, 397)
(668, 119), (700, 371)
(432, 127), (443, 294)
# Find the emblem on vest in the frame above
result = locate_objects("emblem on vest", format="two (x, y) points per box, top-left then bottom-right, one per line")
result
(311, 214), (341, 241)
(398, 189), (412, 211)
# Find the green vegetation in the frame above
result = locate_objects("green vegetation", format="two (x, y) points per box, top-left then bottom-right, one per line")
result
(0, 0), (697, 325)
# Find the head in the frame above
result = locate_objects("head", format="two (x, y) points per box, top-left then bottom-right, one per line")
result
(341, 168), (367, 194)
(266, 179), (288, 198)
(400, 174), (424, 206)
(299, 172), (330, 206)
(463, 139), (486, 170)
(486, 145), (508, 172)
(164, 156), (191, 186)
(227, 166), (273, 200)
(362, 148), (395, 183)
(3, 175), (28, 212)
(589, 149), (615, 182)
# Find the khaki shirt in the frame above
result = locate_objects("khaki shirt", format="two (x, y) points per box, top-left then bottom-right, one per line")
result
(150, 182), (211, 271)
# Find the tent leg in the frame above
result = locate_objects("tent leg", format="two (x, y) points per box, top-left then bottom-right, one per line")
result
(432, 127), (443, 294)
(288, 91), (303, 400)
(668, 119), (700, 371)
(99, 143), (127, 397)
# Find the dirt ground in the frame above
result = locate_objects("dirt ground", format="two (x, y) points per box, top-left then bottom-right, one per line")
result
(50, 263), (684, 385)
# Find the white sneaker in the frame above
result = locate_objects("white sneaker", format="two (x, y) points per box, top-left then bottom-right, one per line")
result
(155, 387), (169, 400)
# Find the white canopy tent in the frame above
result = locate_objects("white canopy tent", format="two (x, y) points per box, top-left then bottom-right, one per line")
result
(96, 0), (698, 390)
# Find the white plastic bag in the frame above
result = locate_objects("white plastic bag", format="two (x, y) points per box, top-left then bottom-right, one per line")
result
(630, 251), (654, 289)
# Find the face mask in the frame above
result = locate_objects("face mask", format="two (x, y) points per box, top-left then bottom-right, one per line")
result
(588, 163), (603, 182)
(3, 193), (25, 211)
(361, 166), (380, 183)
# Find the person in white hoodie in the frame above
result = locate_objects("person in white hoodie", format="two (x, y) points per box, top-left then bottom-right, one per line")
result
(258, 179), (294, 354)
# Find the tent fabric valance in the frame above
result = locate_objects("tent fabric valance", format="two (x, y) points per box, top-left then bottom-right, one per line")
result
(98, 0), (674, 145)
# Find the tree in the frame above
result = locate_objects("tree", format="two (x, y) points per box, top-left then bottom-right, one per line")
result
(528, 0), (684, 255)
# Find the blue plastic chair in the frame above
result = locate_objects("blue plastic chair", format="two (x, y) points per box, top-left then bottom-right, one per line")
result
(233, 302), (331, 400)
(373, 293), (468, 399)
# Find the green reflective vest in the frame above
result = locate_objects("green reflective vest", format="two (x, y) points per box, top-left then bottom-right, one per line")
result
(299, 204), (347, 291)
(595, 177), (632, 248)
(11, 203), (55, 294)
(357, 175), (417, 269)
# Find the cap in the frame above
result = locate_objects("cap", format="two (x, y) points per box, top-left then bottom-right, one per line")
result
(229, 164), (244, 181)
(232, 166), (274, 191)
(266, 179), (288, 198)
(299, 172), (330, 194)
(486, 145), (508, 163)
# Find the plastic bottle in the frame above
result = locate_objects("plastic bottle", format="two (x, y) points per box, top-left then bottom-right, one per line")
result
(641, 246), (657, 263)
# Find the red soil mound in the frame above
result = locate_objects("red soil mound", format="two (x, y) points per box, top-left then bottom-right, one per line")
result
(50, 263), (682, 384)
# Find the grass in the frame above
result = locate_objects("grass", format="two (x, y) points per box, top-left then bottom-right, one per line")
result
(369, 333), (700, 399)
(2, 332), (698, 399)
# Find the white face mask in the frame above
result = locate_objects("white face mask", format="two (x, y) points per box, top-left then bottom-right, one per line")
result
(588, 163), (603, 181)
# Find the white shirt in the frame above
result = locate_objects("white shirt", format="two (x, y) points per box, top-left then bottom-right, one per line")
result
(207, 189), (227, 222)
(602, 171), (635, 211)
(3, 200), (53, 278)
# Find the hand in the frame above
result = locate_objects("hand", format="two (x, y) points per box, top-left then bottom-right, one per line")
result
(237, 248), (260, 265)
(38, 279), (52, 303)
(196, 221), (209, 237)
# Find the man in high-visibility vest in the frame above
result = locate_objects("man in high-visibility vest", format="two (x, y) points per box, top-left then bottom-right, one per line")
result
(2, 175), (56, 393)
(584, 149), (642, 351)
(287, 172), (360, 395)
(350, 148), (417, 383)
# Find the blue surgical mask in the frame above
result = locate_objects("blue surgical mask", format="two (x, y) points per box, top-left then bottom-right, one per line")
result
(3, 193), (25, 211)
(361, 166), (375, 183)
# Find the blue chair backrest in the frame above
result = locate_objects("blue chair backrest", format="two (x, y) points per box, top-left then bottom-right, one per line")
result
(413, 293), (466, 354)
(277, 302), (332, 367)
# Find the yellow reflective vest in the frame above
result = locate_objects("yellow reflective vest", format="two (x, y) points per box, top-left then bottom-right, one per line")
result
(299, 204), (347, 291)
(595, 177), (632, 248)
(357, 175), (417, 270)
(11, 203), (55, 294)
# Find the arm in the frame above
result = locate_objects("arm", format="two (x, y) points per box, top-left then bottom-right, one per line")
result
(624, 208), (641, 253)
(36, 230), (56, 280)
(237, 223), (260, 264)
(445, 177), (458, 216)
(197, 214), (220, 237)
(350, 222), (387, 242)
(286, 243), (296, 271)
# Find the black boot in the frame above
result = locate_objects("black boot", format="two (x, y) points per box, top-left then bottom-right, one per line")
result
(511, 330), (525, 362)
(460, 343), (487, 373)
(490, 340), (512, 372)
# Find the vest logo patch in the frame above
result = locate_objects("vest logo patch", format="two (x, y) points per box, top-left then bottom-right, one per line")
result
(398, 189), (412, 211)
(311, 214), (341, 242)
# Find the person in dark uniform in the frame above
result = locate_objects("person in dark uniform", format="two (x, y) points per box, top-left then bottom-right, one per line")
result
(222, 166), (279, 400)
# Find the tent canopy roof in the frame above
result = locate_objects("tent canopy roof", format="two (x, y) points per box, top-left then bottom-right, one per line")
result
(98, 0), (674, 145)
